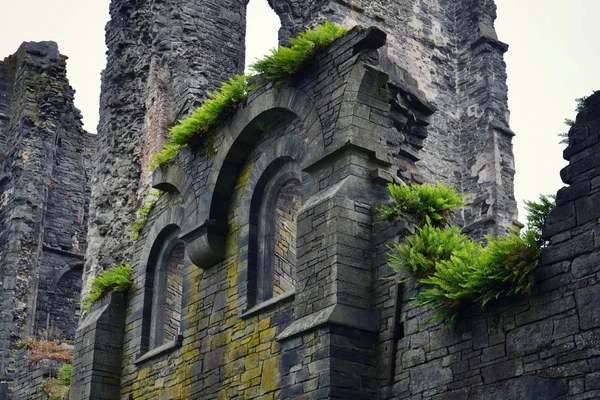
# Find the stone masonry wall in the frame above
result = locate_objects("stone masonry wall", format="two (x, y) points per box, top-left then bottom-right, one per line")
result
(84, 0), (248, 295)
(86, 0), (520, 312)
(374, 92), (600, 399)
(72, 27), (400, 399)
(267, 0), (518, 237)
(0, 41), (92, 395)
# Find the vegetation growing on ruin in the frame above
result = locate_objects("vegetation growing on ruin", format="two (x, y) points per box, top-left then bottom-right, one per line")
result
(131, 189), (163, 241)
(82, 263), (133, 312)
(23, 339), (73, 364)
(558, 94), (593, 145)
(378, 183), (465, 227)
(250, 21), (349, 84)
(150, 74), (252, 170)
(150, 22), (349, 170)
(42, 363), (72, 400)
(384, 184), (554, 326)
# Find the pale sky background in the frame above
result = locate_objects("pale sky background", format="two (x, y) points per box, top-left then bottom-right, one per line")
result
(1, 0), (598, 222)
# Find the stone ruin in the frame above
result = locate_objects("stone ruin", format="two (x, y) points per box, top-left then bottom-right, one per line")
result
(0, 41), (93, 397)
(0, 0), (598, 399)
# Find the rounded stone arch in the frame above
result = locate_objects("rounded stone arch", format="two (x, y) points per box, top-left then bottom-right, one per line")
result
(237, 134), (309, 218)
(136, 205), (187, 353)
(151, 163), (197, 223)
(184, 86), (323, 269)
(230, 135), (309, 307)
(138, 205), (186, 280)
(49, 261), (84, 294)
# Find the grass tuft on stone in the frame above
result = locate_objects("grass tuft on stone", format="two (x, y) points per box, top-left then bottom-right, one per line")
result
(150, 74), (252, 170)
(250, 21), (349, 84)
(82, 263), (133, 312)
(130, 189), (163, 241)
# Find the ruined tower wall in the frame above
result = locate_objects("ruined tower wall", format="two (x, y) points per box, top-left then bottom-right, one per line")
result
(267, 0), (518, 236)
(0, 42), (92, 388)
(84, 0), (248, 291)
(372, 91), (600, 400)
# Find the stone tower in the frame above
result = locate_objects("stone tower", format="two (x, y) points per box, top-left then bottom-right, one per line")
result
(0, 41), (93, 394)
(71, 0), (526, 398)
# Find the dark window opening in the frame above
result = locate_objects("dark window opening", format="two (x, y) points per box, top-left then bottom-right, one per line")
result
(142, 227), (185, 353)
(249, 166), (301, 306)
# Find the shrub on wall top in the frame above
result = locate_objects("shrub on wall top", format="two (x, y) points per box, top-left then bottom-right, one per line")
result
(384, 184), (553, 327)
(82, 263), (133, 312)
(150, 21), (349, 171)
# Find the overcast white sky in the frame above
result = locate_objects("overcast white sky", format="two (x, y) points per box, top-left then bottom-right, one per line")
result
(1, 0), (598, 221)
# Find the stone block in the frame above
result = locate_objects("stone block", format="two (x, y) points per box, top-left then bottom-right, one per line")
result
(409, 359), (452, 393)
(481, 359), (523, 384)
(507, 319), (553, 357)
(470, 376), (568, 400)
(572, 252), (600, 278)
(575, 192), (600, 225)
(542, 231), (595, 265)
(575, 286), (600, 330)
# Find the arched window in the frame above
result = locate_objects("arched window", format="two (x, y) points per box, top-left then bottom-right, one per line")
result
(142, 226), (185, 352)
(249, 165), (302, 306)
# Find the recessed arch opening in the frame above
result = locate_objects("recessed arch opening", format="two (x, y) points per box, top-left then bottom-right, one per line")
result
(210, 108), (298, 226)
(141, 224), (185, 352)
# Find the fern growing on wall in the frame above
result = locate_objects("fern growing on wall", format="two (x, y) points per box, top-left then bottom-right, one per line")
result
(82, 263), (133, 312)
(383, 184), (554, 327)
(250, 21), (349, 84)
(558, 94), (593, 145)
(150, 22), (349, 170)
(42, 363), (72, 400)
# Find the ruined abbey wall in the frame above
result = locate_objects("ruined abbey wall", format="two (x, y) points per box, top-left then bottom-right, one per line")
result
(373, 90), (600, 400)
(85, 0), (518, 299)
(70, 0), (527, 398)
(0, 41), (92, 392)
(0, 0), (592, 399)
(84, 0), (248, 292)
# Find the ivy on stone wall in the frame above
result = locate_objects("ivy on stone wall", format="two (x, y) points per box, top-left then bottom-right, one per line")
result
(150, 22), (349, 171)
(384, 184), (554, 327)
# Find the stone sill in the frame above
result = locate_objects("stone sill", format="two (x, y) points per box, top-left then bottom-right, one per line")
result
(42, 244), (85, 260)
(134, 336), (182, 365)
(240, 290), (295, 319)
